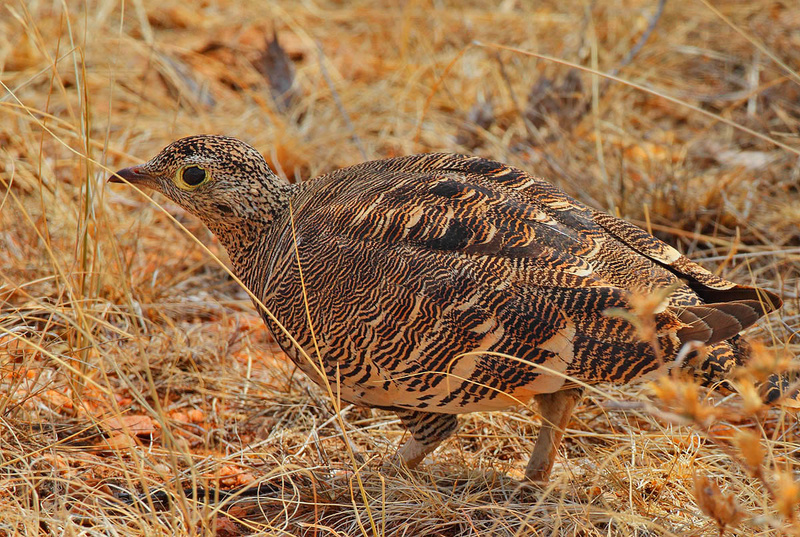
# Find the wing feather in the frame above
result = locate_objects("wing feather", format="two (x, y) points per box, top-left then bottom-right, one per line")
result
(272, 153), (780, 403)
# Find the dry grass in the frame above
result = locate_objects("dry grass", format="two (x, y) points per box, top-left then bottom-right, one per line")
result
(1, 0), (799, 535)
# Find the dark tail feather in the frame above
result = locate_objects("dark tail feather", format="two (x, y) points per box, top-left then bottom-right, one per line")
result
(676, 301), (763, 346)
(681, 337), (745, 390)
(683, 336), (800, 406)
(762, 372), (800, 407)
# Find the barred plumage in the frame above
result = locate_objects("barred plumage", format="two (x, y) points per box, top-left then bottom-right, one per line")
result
(111, 135), (783, 482)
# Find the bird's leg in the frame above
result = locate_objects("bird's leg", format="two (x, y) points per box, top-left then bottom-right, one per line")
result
(525, 388), (583, 483)
(389, 410), (460, 470)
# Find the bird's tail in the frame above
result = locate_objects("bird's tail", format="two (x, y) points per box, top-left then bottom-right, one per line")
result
(680, 336), (800, 407)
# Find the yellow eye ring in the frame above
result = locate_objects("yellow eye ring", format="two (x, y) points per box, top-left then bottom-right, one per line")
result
(176, 165), (209, 189)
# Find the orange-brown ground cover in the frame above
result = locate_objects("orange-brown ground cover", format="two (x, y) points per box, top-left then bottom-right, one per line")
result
(1, 1), (799, 535)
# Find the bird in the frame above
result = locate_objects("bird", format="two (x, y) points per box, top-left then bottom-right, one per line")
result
(110, 135), (783, 482)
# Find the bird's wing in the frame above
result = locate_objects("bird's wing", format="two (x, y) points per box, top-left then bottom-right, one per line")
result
(263, 154), (778, 410)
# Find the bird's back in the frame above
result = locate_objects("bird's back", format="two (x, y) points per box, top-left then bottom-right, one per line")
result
(251, 153), (780, 413)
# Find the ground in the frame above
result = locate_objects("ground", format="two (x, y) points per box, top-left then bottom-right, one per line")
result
(1, 0), (799, 535)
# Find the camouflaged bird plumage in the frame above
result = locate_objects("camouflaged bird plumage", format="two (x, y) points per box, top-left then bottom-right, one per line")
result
(112, 135), (783, 481)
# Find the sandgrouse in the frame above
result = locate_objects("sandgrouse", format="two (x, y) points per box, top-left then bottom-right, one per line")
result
(111, 136), (782, 482)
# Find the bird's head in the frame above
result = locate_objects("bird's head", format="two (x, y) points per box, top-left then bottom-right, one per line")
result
(109, 135), (290, 235)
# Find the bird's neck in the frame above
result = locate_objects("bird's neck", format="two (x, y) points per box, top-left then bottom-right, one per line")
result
(208, 183), (294, 282)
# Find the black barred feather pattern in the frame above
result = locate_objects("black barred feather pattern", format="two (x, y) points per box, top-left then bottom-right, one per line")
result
(258, 152), (780, 412)
(113, 137), (784, 481)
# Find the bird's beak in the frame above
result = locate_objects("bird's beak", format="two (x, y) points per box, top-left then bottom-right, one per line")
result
(108, 166), (153, 186)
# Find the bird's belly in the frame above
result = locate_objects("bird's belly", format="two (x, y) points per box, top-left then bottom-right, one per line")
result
(271, 326), (568, 414)
(258, 243), (574, 414)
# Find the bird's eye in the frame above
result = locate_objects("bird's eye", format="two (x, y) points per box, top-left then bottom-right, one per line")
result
(179, 165), (208, 188)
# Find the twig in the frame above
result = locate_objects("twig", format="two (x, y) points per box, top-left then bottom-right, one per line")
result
(316, 42), (368, 160)
(493, 53), (531, 138)
(492, 53), (599, 206)
(413, 45), (470, 147)
(609, 0), (667, 78)
(315, 403), (365, 464)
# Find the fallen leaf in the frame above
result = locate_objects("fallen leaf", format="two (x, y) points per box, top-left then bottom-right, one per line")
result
(187, 408), (205, 423)
(209, 465), (256, 488)
(213, 516), (242, 537)
(43, 389), (73, 411)
(104, 433), (137, 450)
(104, 415), (157, 438)
(256, 30), (299, 113)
